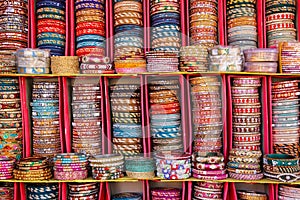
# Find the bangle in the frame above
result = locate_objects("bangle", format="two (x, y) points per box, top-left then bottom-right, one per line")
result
(237, 191), (267, 200)
(263, 154), (299, 166)
(227, 168), (262, 174)
(193, 162), (225, 170)
(264, 171), (300, 182)
(229, 172), (263, 180)
(229, 156), (260, 164)
(229, 149), (262, 158)
(264, 164), (300, 174)
(227, 162), (261, 170)
(193, 173), (227, 180)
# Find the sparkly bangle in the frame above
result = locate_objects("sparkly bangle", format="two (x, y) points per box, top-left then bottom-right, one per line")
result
(229, 172), (263, 180)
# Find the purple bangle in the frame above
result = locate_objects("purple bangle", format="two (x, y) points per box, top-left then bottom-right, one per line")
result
(193, 173), (227, 180)
(229, 172), (263, 180)
(192, 168), (226, 176)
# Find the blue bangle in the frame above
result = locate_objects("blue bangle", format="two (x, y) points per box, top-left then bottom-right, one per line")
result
(18, 67), (50, 74)
(36, 0), (66, 9)
(76, 41), (105, 49)
(76, 34), (105, 43)
(37, 32), (65, 40)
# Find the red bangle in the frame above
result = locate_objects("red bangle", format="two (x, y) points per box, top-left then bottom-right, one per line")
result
(76, 47), (105, 57)
(37, 19), (66, 27)
(193, 162), (225, 170)
(234, 134), (261, 142)
(37, 27), (65, 35)
(76, 21), (105, 31)
(76, 29), (105, 37)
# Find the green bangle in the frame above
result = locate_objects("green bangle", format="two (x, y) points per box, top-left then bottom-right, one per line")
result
(263, 154), (299, 167)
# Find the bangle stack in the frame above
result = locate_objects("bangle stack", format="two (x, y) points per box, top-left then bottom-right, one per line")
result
(146, 51), (179, 72)
(280, 42), (300, 73)
(229, 77), (263, 180)
(190, 76), (223, 154)
(79, 56), (114, 74)
(226, 0), (257, 51)
(110, 78), (143, 158)
(151, 188), (181, 200)
(89, 154), (124, 180)
(112, 192), (142, 200)
(0, 158), (15, 180)
(53, 153), (88, 180)
(193, 182), (224, 200)
(16, 48), (51, 74)
(0, 183), (14, 200)
(72, 78), (102, 156)
(179, 46), (208, 72)
(155, 151), (192, 180)
(192, 152), (227, 180)
(243, 48), (278, 73)
(31, 79), (61, 158)
(68, 183), (99, 200)
(149, 78), (183, 152)
(125, 157), (155, 179)
(263, 154), (300, 182)
(237, 190), (267, 200)
(271, 80), (300, 157)
(279, 185), (300, 199)
(208, 46), (242, 72)
(26, 184), (58, 200)
(114, 0), (146, 73)
(150, 0), (181, 52)
(0, 78), (23, 160)
(14, 157), (52, 180)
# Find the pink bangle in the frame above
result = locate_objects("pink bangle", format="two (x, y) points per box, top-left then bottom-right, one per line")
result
(192, 169), (226, 176)
(54, 170), (88, 180)
(193, 173), (227, 180)
(196, 181), (224, 189)
(193, 162), (225, 170)
(115, 67), (146, 73)
(229, 172), (263, 180)
(194, 190), (222, 199)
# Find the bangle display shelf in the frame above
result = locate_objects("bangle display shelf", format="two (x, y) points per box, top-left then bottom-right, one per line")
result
(185, 74), (228, 200)
(226, 75), (272, 199)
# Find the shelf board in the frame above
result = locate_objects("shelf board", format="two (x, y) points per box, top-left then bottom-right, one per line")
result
(1, 72), (300, 77)
(1, 177), (299, 184)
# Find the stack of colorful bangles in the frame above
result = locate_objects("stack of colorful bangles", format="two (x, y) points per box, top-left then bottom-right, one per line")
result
(0, 78), (23, 160)
(227, 0), (257, 51)
(75, 0), (105, 57)
(26, 184), (58, 200)
(193, 182), (224, 199)
(14, 157), (52, 180)
(189, 0), (218, 47)
(0, 158), (15, 180)
(112, 192), (142, 200)
(110, 78), (143, 158)
(0, 183), (14, 200)
(243, 48), (278, 73)
(79, 55), (114, 74)
(280, 42), (300, 73)
(228, 149), (263, 180)
(155, 151), (191, 180)
(53, 153), (88, 180)
(192, 152), (227, 180)
(68, 183), (99, 200)
(150, 0), (180, 51)
(125, 157), (155, 179)
(0, 0), (28, 74)
(72, 79), (102, 156)
(151, 188), (181, 200)
(36, 0), (66, 56)
(31, 79), (61, 158)
(16, 48), (51, 74)
(231, 77), (263, 155)
(272, 79), (300, 157)
(266, 0), (296, 47)
(208, 46), (242, 71)
(114, 0), (146, 73)
(190, 76), (223, 154)
(89, 154), (124, 180)
(179, 46), (208, 72)
(237, 190), (267, 200)
(149, 78), (183, 152)
(279, 185), (300, 199)
(263, 154), (300, 182)
(146, 51), (179, 72)
(230, 77), (264, 180)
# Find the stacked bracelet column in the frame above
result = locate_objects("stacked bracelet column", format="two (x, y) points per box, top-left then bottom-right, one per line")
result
(37, 0), (66, 56)
(193, 182), (224, 199)
(0, 78), (23, 160)
(68, 183), (99, 200)
(71, 78), (102, 156)
(110, 78), (143, 158)
(228, 77), (263, 180)
(75, 0), (106, 57)
(0, 0), (27, 73)
(0, 183), (14, 199)
(31, 79), (61, 157)
(26, 184), (58, 200)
